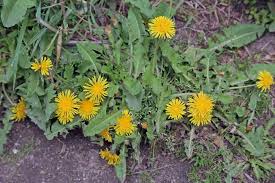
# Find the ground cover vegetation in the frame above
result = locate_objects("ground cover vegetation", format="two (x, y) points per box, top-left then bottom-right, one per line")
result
(0, 0), (274, 182)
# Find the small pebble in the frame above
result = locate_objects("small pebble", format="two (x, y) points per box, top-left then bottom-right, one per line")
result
(12, 149), (18, 154)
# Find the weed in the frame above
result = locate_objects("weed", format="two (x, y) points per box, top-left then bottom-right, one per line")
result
(139, 172), (154, 183)
(0, 137), (35, 165)
(188, 144), (224, 183)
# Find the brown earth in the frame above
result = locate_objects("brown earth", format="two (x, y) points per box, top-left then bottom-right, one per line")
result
(0, 122), (189, 183)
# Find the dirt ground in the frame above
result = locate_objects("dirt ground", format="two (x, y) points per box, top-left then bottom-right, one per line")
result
(0, 122), (189, 183)
(1, 1), (275, 183)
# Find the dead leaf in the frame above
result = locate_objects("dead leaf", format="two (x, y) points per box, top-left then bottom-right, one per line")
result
(213, 135), (224, 148)
(104, 25), (112, 36)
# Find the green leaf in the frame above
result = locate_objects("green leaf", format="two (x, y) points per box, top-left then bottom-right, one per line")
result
(235, 106), (246, 117)
(146, 121), (155, 141)
(248, 93), (259, 110)
(77, 42), (100, 75)
(18, 49), (31, 68)
(113, 135), (127, 148)
(45, 103), (56, 122)
(78, 60), (93, 74)
(160, 42), (183, 73)
(45, 119), (81, 140)
(153, 2), (176, 17)
(151, 77), (163, 95)
(160, 42), (181, 65)
(44, 84), (56, 103)
(133, 43), (146, 78)
(124, 77), (143, 96)
(107, 82), (119, 97)
(208, 24), (265, 52)
(0, 111), (13, 154)
(26, 72), (40, 96)
(4, 18), (28, 83)
(26, 85), (56, 132)
(83, 110), (122, 137)
(225, 162), (248, 183)
(217, 94), (234, 105)
(113, 39), (123, 64)
(27, 95), (45, 130)
(183, 46), (205, 65)
(249, 64), (275, 77)
(239, 127), (266, 157)
(128, 8), (142, 42)
(125, 89), (144, 112)
(64, 65), (74, 79)
(185, 127), (195, 159)
(124, 0), (152, 17)
(115, 145), (127, 183)
(132, 132), (141, 163)
(268, 2), (275, 16)
(269, 21), (275, 32)
(142, 64), (154, 85)
(1, 0), (35, 27)
(264, 118), (275, 136)
(251, 160), (264, 180)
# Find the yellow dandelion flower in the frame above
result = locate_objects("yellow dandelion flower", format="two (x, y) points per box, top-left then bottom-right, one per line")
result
(31, 61), (41, 72)
(165, 98), (186, 120)
(11, 97), (27, 122)
(78, 99), (99, 120)
(31, 57), (53, 76)
(99, 149), (120, 166)
(148, 16), (176, 39)
(40, 57), (53, 76)
(100, 128), (112, 142)
(114, 110), (136, 136)
(256, 70), (273, 92)
(55, 90), (79, 125)
(83, 76), (109, 103)
(187, 91), (214, 126)
(107, 153), (120, 166)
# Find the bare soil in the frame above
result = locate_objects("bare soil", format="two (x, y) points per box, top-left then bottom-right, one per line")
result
(0, 122), (189, 183)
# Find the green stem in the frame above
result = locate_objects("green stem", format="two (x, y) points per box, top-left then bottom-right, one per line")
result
(175, 0), (185, 12)
(223, 84), (256, 91)
(129, 43), (133, 75)
(42, 29), (59, 56)
(182, 73), (192, 82)
(206, 57), (210, 88)
(169, 0), (173, 17)
(152, 42), (159, 75)
(187, 126), (195, 159)
(162, 120), (177, 127)
(217, 77), (222, 92)
(170, 92), (194, 98)
(2, 84), (15, 105)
